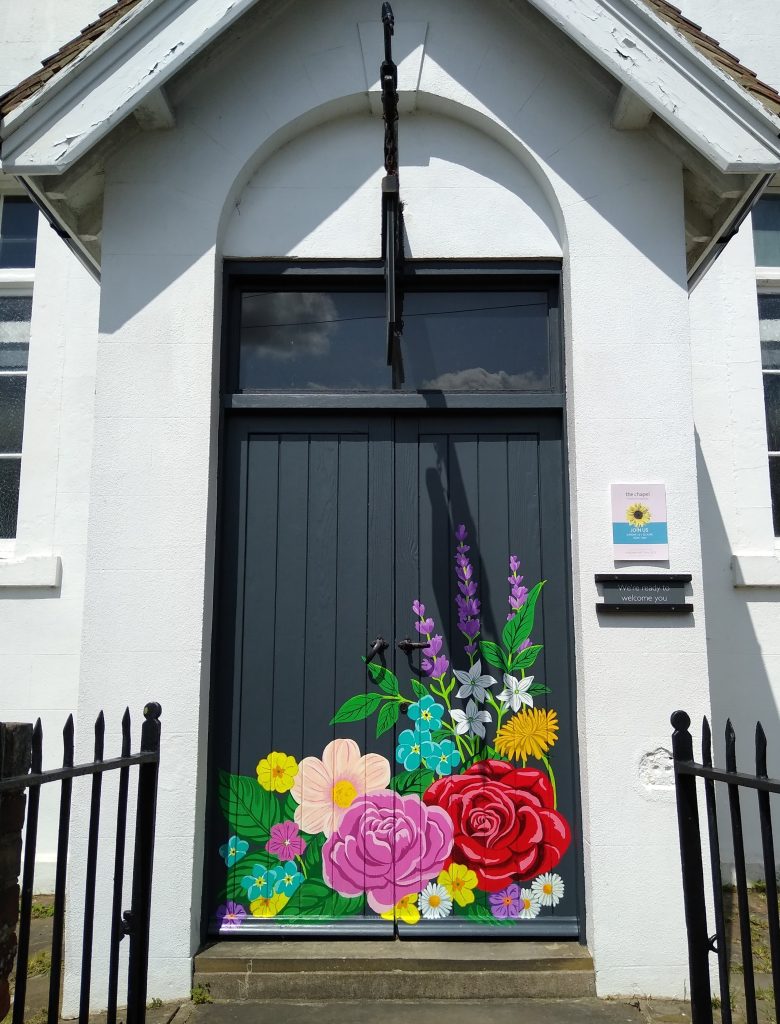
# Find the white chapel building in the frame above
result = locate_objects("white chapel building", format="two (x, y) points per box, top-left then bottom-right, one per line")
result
(1, 0), (780, 1007)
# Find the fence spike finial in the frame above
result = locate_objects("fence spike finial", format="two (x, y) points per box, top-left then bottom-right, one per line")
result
(63, 714), (74, 767)
(756, 721), (768, 778)
(702, 716), (713, 768)
(725, 719), (737, 773)
(671, 710), (691, 732)
(143, 702), (162, 723)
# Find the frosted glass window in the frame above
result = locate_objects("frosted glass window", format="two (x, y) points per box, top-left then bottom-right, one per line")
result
(759, 292), (780, 535)
(754, 196), (780, 268)
(0, 291), (31, 538)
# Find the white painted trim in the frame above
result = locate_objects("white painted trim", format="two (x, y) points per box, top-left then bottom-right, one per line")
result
(2, 0), (780, 176)
(520, 0), (780, 172)
(757, 268), (780, 285)
(0, 269), (34, 293)
(0, 0), (290, 175)
(0, 554), (62, 588)
(732, 555), (780, 588)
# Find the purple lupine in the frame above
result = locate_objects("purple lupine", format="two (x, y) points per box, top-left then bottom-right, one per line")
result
(507, 554), (529, 621)
(454, 525), (481, 662)
(413, 604), (450, 679)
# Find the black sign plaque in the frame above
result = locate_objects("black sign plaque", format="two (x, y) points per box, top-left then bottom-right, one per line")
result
(595, 574), (692, 614)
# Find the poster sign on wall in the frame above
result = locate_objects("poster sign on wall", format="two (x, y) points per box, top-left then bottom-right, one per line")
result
(611, 483), (668, 560)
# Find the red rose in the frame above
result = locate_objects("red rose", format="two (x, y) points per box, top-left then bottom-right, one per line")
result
(423, 759), (571, 891)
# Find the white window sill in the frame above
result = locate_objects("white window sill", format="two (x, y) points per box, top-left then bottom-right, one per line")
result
(0, 555), (62, 588)
(732, 554), (780, 588)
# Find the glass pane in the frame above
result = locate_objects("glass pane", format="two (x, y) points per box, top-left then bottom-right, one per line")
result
(765, 373), (780, 452)
(0, 375), (26, 452)
(239, 291), (387, 390)
(0, 296), (31, 370)
(759, 293), (780, 369)
(754, 196), (780, 268)
(400, 290), (550, 390)
(770, 457), (780, 537)
(0, 458), (20, 539)
(0, 197), (38, 269)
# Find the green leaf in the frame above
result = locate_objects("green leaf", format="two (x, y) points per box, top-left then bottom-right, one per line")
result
(278, 879), (364, 918)
(301, 833), (325, 881)
(224, 852), (277, 901)
(366, 662), (400, 696)
(389, 767), (435, 794)
(458, 901), (511, 926)
(331, 691), (384, 724)
(410, 678), (428, 699)
(218, 771), (284, 843)
(527, 683), (551, 696)
(279, 792), (299, 821)
(479, 641), (508, 671)
(510, 644), (543, 672)
(502, 581), (545, 656)
(376, 700), (400, 738)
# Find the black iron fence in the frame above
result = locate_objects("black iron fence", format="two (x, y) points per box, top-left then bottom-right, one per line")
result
(0, 702), (161, 1024)
(672, 710), (780, 1024)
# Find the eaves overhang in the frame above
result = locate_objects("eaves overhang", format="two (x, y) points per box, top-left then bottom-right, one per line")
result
(1, 0), (780, 286)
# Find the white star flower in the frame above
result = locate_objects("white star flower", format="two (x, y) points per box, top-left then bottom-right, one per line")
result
(452, 660), (498, 704)
(419, 882), (452, 920)
(497, 673), (534, 713)
(450, 699), (492, 739)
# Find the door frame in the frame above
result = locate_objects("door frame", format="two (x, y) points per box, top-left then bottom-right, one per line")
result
(200, 258), (586, 943)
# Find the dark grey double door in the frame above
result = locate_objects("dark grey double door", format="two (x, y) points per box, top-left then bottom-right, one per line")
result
(209, 410), (579, 937)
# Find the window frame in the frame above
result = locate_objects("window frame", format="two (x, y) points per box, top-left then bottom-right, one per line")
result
(222, 259), (564, 409)
(0, 184), (37, 549)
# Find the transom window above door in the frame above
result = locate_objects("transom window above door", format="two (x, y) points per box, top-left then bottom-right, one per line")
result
(232, 265), (560, 394)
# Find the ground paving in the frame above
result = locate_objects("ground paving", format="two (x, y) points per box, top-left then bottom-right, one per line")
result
(4, 887), (780, 1024)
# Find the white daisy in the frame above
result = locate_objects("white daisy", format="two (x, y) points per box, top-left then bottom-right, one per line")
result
(419, 882), (452, 920)
(531, 872), (565, 907)
(453, 661), (497, 704)
(497, 673), (534, 713)
(450, 699), (492, 738)
(519, 889), (541, 920)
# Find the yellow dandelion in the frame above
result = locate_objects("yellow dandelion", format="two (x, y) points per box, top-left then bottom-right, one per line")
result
(381, 893), (420, 925)
(256, 751), (298, 793)
(626, 503), (651, 527)
(249, 893), (289, 918)
(438, 863), (478, 907)
(495, 708), (559, 762)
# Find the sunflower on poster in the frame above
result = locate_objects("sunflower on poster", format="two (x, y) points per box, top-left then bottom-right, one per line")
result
(626, 502), (652, 527)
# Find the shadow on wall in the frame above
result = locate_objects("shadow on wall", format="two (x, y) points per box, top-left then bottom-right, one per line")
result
(696, 430), (780, 876)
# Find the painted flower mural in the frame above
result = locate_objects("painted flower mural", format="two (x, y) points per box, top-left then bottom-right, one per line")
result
(215, 525), (571, 928)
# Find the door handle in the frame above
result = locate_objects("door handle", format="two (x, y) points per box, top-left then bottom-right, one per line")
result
(367, 636), (389, 661)
(397, 637), (428, 654)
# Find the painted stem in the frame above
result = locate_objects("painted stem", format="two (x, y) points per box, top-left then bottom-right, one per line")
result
(541, 753), (557, 808)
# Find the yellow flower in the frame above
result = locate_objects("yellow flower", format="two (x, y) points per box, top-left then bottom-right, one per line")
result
(438, 864), (477, 907)
(381, 893), (420, 924)
(257, 751), (298, 793)
(249, 893), (288, 918)
(495, 708), (559, 762)
(626, 503), (651, 527)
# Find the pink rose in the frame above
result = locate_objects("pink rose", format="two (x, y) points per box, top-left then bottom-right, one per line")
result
(322, 792), (454, 913)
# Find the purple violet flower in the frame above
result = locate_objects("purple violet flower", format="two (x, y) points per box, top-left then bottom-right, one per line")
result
(507, 554), (529, 621)
(454, 525), (480, 661)
(489, 884), (521, 920)
(217, 901), (247, 929)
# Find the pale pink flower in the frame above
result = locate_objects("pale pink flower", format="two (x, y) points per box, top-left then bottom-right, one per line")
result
(291, 738), (391, 836)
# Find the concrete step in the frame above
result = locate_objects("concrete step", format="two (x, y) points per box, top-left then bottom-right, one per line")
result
(193, 940), (595, 1001)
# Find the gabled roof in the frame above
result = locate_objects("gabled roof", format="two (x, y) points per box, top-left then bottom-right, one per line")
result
(641, 0), (780, 115)
(0, 0), (145, 119)
(1, 0), (779, 286)
(2, 0), (779, 122)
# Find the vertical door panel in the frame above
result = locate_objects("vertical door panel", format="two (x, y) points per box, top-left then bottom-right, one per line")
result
(208, 416), (394, 934)
(395, 414), (579, 937)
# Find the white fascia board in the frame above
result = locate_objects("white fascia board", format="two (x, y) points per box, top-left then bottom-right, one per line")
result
(0, 0), (262, 175)
(521, 0), (780, 174)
